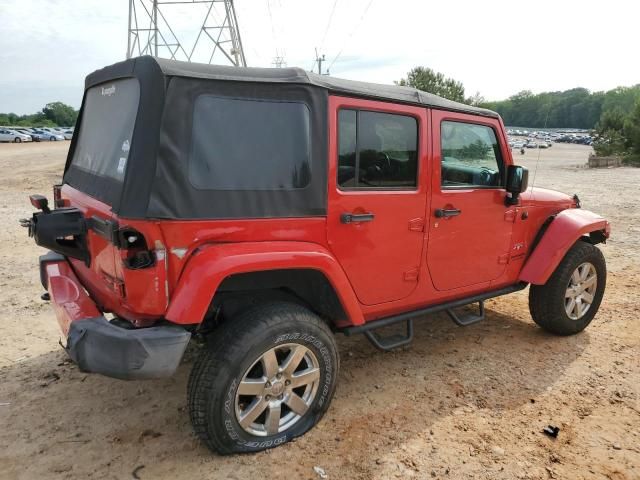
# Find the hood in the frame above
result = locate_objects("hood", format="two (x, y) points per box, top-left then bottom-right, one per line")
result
(520, 187), (575, 208)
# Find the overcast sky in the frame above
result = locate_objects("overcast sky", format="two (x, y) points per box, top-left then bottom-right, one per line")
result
(1, 0), (638, 114)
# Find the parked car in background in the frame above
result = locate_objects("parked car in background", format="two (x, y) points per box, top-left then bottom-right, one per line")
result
(31, 129), (64, 141)
(512, 141), (525, 148)
(0, 128), (32, 143)
(62, 129), (74, 140)
(526, 142), (538, 148)
(12, 128), (39, 141)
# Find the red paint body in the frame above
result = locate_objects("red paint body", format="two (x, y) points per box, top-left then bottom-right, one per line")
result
(57, 95), (610, 329)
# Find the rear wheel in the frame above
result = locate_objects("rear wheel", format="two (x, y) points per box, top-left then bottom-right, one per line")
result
(188, 302), (339, 454)
(529, 241), (606, 335)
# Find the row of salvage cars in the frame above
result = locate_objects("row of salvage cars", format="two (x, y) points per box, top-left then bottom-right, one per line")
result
(0, 127), (73, 143)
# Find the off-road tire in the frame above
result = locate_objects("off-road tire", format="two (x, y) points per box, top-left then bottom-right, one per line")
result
(529, 240), (606, 335)
(188, 301), (339, 454)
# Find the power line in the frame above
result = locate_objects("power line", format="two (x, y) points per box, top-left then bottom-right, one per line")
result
(267, 0), (286, 67)
(266, 0), (277, 44)
(327, 0), (375, 72)
(319, 0), (339, 53)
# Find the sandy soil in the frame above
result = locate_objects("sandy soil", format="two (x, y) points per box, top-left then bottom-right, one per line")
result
(0, 142), (638, 480)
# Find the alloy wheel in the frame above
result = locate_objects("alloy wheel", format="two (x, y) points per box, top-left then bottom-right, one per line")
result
(234, 343), (320, 436)
(565, 262), (597, 320)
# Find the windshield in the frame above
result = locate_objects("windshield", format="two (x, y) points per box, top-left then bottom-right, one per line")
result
(71, 78), (140, 183)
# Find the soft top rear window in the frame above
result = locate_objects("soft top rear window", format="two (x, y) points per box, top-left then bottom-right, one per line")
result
(188, 95), (311, 191)
(69, 78), (140, 196)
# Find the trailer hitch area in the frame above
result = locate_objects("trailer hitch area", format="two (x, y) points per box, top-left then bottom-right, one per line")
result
(20, 194), (51, 236)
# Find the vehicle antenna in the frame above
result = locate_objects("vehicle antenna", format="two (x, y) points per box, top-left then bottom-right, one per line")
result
(530, 109), (550, 192)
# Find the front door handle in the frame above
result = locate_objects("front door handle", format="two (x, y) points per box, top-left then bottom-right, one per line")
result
(434, 208), (461, 218)
(341, 212), (375, 224)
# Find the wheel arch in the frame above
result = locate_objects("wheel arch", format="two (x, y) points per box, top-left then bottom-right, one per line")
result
(165, 241), (364, 327)
(519, 208), (610, 285)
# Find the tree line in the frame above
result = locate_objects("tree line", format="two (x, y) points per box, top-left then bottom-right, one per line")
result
(397, 66), (640, 164)
(397, 67), (640, 130)
(0, 102), (78, 127)
(482, 86), (640, 129)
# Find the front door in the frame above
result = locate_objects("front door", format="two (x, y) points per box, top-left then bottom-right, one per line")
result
(427, 111), (514, 291)
(327, 97), (428, 306)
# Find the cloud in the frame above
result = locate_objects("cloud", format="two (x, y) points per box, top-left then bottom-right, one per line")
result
(1, 0), (639, 114)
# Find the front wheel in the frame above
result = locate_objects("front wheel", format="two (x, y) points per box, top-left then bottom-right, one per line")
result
(529, 241), (606, 335)
(49, 136), (56, 141)
(188, 302), (339, 454)
(14, 137), (21, 143)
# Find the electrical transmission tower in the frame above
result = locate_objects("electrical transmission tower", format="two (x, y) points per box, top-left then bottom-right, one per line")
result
(127, 0), (247, 66)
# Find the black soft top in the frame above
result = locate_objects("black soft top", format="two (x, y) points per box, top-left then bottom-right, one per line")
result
(86, 56), (498, 118)
(68, 56), (498, 220)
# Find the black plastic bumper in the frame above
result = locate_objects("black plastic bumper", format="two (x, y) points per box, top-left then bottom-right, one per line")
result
(66, 316), (191, 380)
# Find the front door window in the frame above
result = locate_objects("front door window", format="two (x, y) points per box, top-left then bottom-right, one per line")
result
(440, 121), (503, 188)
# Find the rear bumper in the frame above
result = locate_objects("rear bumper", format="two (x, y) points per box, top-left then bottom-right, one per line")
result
(39, 252), (191, 380)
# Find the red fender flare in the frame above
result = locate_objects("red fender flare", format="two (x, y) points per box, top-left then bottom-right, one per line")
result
(165, 241), (364, 326)
(519, 209), (610, 285)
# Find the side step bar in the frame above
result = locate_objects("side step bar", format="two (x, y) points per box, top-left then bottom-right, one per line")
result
(342, 283), (527, 351)
(447, 301), (485, 326)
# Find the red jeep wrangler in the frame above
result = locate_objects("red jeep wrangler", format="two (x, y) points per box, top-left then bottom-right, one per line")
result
(24, 56), (610, 454)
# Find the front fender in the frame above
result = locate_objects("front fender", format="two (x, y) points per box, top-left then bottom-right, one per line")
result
(165, 241), (364, 326)
(519, 209), (610, 285)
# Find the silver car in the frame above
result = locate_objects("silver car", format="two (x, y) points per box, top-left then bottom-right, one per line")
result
(0, 128), (32, 143)
(31, 129), (65, 141)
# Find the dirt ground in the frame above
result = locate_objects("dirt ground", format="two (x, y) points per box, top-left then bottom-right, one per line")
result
(0, 141), (638, 480)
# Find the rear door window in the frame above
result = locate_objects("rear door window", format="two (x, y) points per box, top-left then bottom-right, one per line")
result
(71, 78), (140, 182)
(189, 96), (311, 190)
(337, 109), (418, 189)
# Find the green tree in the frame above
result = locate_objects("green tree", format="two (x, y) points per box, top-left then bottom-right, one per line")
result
(466, 91), (485, 107)
(593, 108), (628, 156)
(623, 100), (640, 156)
(42, 102), (78, 126)
(397, 67), (466, 103)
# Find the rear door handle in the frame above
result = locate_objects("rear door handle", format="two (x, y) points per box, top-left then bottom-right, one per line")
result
(341, 212), (375, 224)
(434, 208), (461, 218)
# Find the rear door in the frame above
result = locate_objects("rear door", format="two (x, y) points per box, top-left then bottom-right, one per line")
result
(327, 97), (428, 306)
(64, 78), (140, 293)
(427, 110), (513, 291)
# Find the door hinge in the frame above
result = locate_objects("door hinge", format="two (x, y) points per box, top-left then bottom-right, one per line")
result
(498, 253), (510, 264)
(403, 268), (419, 281)
(408, 218), (424, 232)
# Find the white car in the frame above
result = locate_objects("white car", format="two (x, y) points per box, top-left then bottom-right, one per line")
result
(12, 128), (39, 141)
(31, 129), (65, 141)
(0, 128), (32, 143)
(62, 129), (74, 140)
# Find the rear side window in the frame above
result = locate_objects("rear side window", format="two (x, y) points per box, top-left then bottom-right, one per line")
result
(189, 96), (311, 190)
(338, 109), (418, 189)
(440, 121), (503, 188)
(71, 78), (140, 181)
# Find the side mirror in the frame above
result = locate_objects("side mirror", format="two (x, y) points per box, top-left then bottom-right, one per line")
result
(29, 194), (51, 213)
(505, 165), (529, 205)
